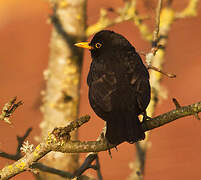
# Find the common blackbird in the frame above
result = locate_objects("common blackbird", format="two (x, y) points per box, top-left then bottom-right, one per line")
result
(75, 30), (150, 144)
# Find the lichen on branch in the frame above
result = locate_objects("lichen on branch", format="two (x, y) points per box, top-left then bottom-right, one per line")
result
(0, 97), (23, 124)
(0, 101), (201, 179)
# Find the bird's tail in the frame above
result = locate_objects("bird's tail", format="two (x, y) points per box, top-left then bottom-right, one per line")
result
(105, 112), (145, 144)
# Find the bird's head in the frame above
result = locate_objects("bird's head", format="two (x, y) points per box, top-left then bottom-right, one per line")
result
(75, 30), (135, 59)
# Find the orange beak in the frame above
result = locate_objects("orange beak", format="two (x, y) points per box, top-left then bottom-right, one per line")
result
(74, 42), (93, 50)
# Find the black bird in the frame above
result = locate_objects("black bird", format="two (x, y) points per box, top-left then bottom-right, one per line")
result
(75, 30), (150, 145)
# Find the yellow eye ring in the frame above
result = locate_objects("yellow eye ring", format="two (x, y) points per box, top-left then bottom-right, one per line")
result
(95, 42), (102, 48)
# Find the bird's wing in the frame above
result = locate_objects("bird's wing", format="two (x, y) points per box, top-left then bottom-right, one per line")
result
(130, 73), (150, 112)
(136, 78), (150, 111)
(89, 73), (117, 112)
(129, 54), (150, 112)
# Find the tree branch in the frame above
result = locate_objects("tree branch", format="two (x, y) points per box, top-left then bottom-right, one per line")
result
(132, 2), (199, 178)
(152, 0), (162, 51)
(86, 0), (152, 41)
(31, 163), (73, 179)
(73, 153), (98, 177)
(0, 97), (23, 124)
(175, 0), (199, 19)
(0, 128), (79, 179)
(0, 101), (201, 179)
(40, 0), (87, 176)
(0, 128), (32, 161)
(142, 100), (201, 131)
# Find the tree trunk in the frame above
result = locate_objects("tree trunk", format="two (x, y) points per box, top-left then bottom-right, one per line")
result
(39, 0), (86, 179)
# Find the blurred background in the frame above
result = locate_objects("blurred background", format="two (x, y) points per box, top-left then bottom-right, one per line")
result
(0, 0), (201, 179)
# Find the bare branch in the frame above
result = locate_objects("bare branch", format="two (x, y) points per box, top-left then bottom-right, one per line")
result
(95, 154), (103, 180)
(73, 153), (97, 177)
(73, 153), (102, 179)
(147, 64), (176, 78)
(31, 163), (73, 179)
(0, 97), (23, 124)
(172, 98), (181, 109)
(175, 0), (199, 19)
(141, 101), (201, 131)
(0, 127), (79, 179)
(132, 1), (164, 178)
(0, 101), (201, 179)
(172, 98), (200, 120)
(73, 126), (105, 179)
(86, 0), (152, 40)
(146, 0), (162, 66)
(152, 0), (162, 51)
(0, 128), (32, 161)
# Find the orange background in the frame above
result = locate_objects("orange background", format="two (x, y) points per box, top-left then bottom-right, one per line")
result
(0, 0), (201, 179)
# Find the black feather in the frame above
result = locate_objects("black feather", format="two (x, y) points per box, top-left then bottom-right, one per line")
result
(87, 30), (150, 144)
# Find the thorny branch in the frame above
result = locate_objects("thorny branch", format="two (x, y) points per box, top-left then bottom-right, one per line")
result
(0, 101), (201, 179)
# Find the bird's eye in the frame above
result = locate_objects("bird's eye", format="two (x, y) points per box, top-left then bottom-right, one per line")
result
(95, 42), (102, 48)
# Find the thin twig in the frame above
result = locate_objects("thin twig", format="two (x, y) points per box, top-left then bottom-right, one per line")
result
(172, 98), (200, 120)
(148, 65), (176, 78)
(95, 155), (103, 180)
(138, 50), (176, 78)
(172, 98), (181, 109)
(0, 97), (23, 124)
(16, 128), (32, 156)
(31, 163), (73, 179)
(86, 0), (151, 40)
(141, 100), (201, 131)
(73, 153), (103, 179)
(132, 2), (163, 179)
(0, 117), (90, 179)
(0, 127), (72, 179)
(0, 102), (201, 179)
(73, 127), (105, 178)
(0, 128), (32, 161)
(175, 0), (199, 19)
(146, 0), (162, 66)
(73, 153), (98, 177)
(152, 0), (162, 48)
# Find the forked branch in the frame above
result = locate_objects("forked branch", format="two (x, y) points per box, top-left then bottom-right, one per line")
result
(0, 101), (200, 179)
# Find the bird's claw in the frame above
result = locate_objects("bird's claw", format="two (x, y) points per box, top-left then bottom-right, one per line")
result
(142, 111), (152, 123)
(106, 140), (113, 159)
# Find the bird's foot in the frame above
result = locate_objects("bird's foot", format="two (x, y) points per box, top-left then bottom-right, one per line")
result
(142, 111), (152, 123)
(106, 139), (119, 158)
(106, 140), (113, 159)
